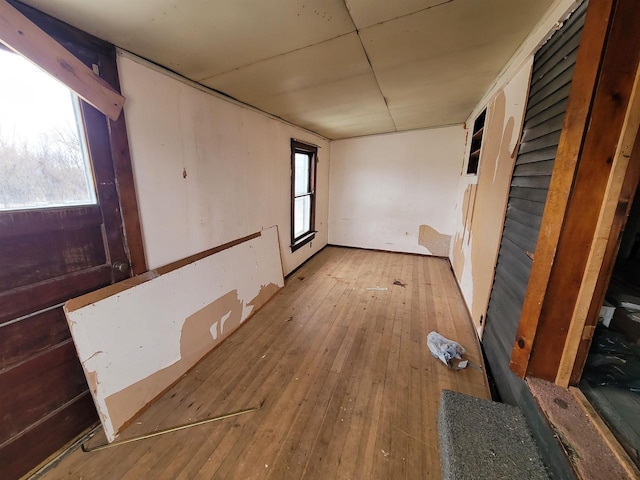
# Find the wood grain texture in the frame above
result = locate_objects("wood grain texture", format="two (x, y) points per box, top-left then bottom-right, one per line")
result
(0, 5), (142, 478)
(0, 340), (87, 444)
(570, 125), (640, 384)
(510, 0), (616, 377)
(0, 392), (97, 480)
(39, 247), (489, 480)
(0, 0), (124, 120)
(0, 308), (70, 370)
(527, 0), (640, 380)
(570, 387), (640, 479)
(557, 63), (640, 386)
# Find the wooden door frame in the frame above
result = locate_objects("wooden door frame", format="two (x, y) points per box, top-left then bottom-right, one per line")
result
(509, 0), (640, 383)
(8, 0), (147, 276)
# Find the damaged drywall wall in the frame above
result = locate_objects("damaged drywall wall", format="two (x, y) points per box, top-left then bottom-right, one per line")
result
(450, 58), (533, 334)
(117, 52), (329, 276)
(418, 225), (451, 257)
(329, 126), (466, 255)
(64, 226), (284, 442)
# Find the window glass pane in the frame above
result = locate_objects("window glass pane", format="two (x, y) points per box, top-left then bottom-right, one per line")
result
(294, 152), (310, 195)
(294, 195), (311, 238)
(0, 49), (96, 211)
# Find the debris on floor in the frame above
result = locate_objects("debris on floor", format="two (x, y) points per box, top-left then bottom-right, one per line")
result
(427, 331), (467, 370)
(393, 279), (407, 287)
(367, 287), (388, 291)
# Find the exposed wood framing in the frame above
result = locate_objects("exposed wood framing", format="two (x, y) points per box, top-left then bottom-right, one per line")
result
(526, 0), (640, 380)
(570, 114), (640, 384)
(0, 0), (124, 121)
(510, 0), (616, 378)
(99, 51), (148, 275)
(556, 64), (640, 386)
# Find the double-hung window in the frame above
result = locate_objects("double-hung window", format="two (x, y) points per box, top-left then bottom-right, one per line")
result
(291, 139), (317, 251)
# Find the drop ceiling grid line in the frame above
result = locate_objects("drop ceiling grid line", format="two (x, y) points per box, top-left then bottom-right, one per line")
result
(342, 0), (397, 133)
(350, 0), (456, 29)
(197, 31), (359, 83)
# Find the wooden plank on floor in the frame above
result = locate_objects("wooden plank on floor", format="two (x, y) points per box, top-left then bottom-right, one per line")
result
(39, 247), (489, 480)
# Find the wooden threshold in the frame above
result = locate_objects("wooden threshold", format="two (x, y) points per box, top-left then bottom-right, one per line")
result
(37, 247), (489, 480)
(527, 377), (640, 480)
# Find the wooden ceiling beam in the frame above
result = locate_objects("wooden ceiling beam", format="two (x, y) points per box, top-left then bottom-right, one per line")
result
(0, 0), (125, 121)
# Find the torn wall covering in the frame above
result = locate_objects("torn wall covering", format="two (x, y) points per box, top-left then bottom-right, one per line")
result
(64, 227), (284, 442)
(450, 58), (533, 335)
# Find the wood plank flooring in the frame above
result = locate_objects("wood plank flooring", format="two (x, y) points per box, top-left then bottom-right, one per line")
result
(38, 247), (489, 480)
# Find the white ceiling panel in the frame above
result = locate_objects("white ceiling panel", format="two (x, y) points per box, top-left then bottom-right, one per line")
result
(203, 33), (394, 139)
(360, 0), (555, 131)
(345, 0), (447, 29)
(20, 0), (561, 139)
(23, 0), (356, 80)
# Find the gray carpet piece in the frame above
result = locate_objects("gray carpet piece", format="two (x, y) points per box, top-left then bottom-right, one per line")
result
(438, 389), (549, 480)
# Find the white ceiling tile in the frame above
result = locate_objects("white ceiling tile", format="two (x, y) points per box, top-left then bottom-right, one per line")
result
(23, 0), (356, 79)
(360, 0), (555, 130)
(203, 33), (395, 139)
(20, 0), (559, 138)
(345, 0), (446, 29)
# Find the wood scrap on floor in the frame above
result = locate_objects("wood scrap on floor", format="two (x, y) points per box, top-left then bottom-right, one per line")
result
(42, 247), (488, 480)
(63, 226), (284, 442)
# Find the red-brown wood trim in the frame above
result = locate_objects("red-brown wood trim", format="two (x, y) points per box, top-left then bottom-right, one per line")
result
(0, 391), (97, 479)
(0, 265), (112, 325)
(155, 231), (261, 275)
(0, 206), (102, 240)
(510, 0), (616, 378)
(526, 0), (640, 379)
(100, 50), (148, 276)
(0, 0), (124, 121)
(290, 139), (318, 251)
(570, 121), (640, 384)
(6, 0), (147, 277)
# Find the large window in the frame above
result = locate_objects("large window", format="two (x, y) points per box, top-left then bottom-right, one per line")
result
(291, 139), (317, 251)
(0, 47), (96, 211)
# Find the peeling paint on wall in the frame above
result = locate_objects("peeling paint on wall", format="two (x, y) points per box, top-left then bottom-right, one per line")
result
(64, 226), (284, 441)
(449, 58), (533, 334)
(418, 225), (451, 257)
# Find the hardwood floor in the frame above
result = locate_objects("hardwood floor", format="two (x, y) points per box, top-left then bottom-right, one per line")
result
(38, 247), (489, 480)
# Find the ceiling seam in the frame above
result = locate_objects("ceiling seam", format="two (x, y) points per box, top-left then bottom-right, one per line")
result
(117, 49), (331, 141)
(342, 0), (397, 132)
(201, 0), (459, 83)
(197, 30), (356, 83)
(360, 0), (456, 31)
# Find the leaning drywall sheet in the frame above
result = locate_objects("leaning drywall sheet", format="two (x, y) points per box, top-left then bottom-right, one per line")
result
(64, 226), (283, 442)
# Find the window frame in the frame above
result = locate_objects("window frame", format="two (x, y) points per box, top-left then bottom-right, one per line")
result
(290, 139), (317, 251)
(466, 108), (486, 176)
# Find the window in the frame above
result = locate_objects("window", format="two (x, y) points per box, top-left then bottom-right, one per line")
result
(291, 139), (317, 251)
(466, 108), (486, 175)
(0, 47), (96, 211)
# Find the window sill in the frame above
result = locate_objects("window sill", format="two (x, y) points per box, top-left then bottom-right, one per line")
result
(291, 232), (316, 252)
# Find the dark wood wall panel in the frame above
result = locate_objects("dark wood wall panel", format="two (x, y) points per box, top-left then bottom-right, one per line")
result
(0, 225), (106, 290)
(0, 308), (70, 370)
(0, 265), (112, 325)
(0, 392), (96, 480)
(481, 1), (588, 478)
(0, 341), (87, 444)
(0, 205), (102, 239)
(0, 2), (144, 477)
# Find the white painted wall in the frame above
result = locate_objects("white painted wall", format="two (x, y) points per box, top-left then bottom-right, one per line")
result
(329, 127), (466, 254)
(117, 53), (330, 275)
